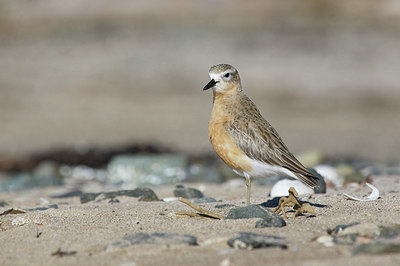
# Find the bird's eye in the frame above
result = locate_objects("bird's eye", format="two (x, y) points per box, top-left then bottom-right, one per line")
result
(224, 73), (230, 78)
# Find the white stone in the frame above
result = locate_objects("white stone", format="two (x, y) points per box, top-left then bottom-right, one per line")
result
(270, 179), (314, 197)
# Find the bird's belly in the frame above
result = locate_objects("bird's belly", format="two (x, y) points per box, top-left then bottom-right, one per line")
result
(247, 159), (298, 179)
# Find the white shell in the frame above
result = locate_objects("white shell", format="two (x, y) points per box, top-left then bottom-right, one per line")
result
(343, 183), (379, 201)
(270, 179), (314, 197)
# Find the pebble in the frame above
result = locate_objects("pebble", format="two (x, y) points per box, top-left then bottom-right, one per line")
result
(330, 222), (360, 234)
(25, 204), (58, 211)
(307, 168), (326, 194)
(193, 197), (217, 204)
(173, 185), (204, 199)
(326, 223), (380, 246)
(255, 215), (286, 228)
(337, 223), (379, 238)
(80, 188), (159, 203)
(227, 232), (287, 250)
(51, 189), (83, 198)
(225, 205), (276, 219)
(379, 225), (400, 238)
(214, 204), (236, 209)
(352, 243), (400, 255)
(106, 233), (198, 250)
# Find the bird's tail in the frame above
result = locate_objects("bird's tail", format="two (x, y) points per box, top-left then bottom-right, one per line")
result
(295, 172), (320, 188)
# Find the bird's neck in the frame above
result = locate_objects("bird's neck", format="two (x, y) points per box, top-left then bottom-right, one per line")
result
(211, 89), (243, 123)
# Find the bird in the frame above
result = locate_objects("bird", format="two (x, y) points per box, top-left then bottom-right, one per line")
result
(203, 64), (319, 206)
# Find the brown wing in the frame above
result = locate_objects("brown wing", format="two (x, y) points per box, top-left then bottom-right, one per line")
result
(227, 99), (319, 187)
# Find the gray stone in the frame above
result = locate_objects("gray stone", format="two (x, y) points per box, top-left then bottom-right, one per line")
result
(214, 204), (236, 209)
(173, 185), (204, 199)
(80, 188), (159, 203)
(337, 223), (379, 238)
(333, 234), (359, 245)
(255, 216), (286, 228)
(330, 223), (380, 246)
(25, 204), (59, 211)
(227, 232), (287, 250)
(106, 233), (197, 250)
(192, 197), (217, 204)
(330, 222), (360, 235)
(106, 154), (187, 187)
(379, 225), (400, 238)
(352, 242), (400, 255)
(0, 200), (8, 207)
(307, 168), (326, 194)
(80, 192), (102, 203)
(225, 205), (274, 219)
(51, 189), (83, 198)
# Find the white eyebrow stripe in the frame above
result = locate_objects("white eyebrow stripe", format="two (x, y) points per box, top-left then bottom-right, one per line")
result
(209, 73), (220, 80)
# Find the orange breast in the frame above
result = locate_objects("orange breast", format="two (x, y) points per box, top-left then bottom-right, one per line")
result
(208, 121), (252, 173)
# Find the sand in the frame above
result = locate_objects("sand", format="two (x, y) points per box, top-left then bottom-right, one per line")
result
(1, 175), (400, 266)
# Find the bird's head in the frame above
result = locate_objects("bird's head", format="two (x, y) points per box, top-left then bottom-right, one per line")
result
(203, 64), (242, 94)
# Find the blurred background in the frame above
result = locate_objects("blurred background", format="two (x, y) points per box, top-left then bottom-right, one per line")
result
(1, 0), (400, 162)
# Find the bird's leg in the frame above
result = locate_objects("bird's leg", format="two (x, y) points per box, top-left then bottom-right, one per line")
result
(244, 173), (251, 206)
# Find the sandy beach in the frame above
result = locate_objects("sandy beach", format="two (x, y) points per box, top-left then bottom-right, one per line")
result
(1, 174), (400, 266)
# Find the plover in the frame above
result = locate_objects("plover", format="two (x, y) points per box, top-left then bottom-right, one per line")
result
(203, 64), (319, 205)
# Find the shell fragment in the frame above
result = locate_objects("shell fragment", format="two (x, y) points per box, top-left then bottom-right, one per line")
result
(344, 183), (379, 201)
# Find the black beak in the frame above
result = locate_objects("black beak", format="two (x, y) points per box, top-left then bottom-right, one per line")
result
(203, 79), (218, 91)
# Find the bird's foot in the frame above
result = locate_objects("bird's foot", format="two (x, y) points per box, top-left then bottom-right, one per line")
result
(273, 187), (316, 219)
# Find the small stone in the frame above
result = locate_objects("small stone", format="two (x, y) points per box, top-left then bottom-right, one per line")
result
(26, 204), (58, 211)
(337, 223), (379, 238)
(379, 225), (400, 238)
(80, 188), (159, 203)
(330, 222), (360, 235)
(255, 215), (286, 228)
(51, 189), (83, 198)
(80, 192), (102, 203)
(227, 232), (287, 250)
(352, 242), (400, 255)
(333, 234), (360, 245)
(307, 168), (326, 194)
(193, 197), (217, 204)
(225, 205), (275, 219)
(0, 200), (8, 207)
(106, 233), (197, 250)
(331, 223), (379, 245)
(214, 204), (236, 209)
(106, 188), (160, 202)
(173, 185), (204, 199)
